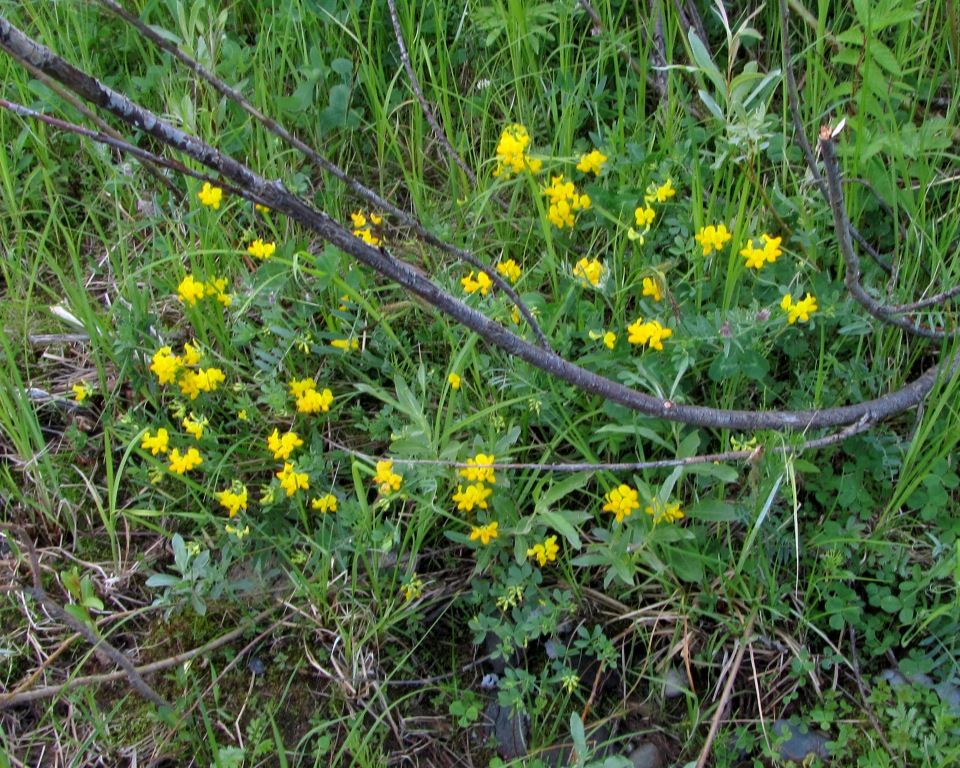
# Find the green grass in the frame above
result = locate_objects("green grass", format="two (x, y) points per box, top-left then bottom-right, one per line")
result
(1, 0), (959, 765)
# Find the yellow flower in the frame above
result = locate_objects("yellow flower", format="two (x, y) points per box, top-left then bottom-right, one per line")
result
(576, 149), (607, 175)
(277, 462), (310, 496)
(350, 211), (367, 229)
(72, 382), (92, 403)
(296, 387), (334, 413)
(461, 271), (493, 296)
(255, 203), (270, 213)
(182, 414), (208, 440)
(288, 378), (316, 399)
(218, 485), (248, 518)
(197, 182), (223, 209)
(645, 499), (684, 525)
(331, 337), (359, 351)
(206, 277), (232, 306)
(141, 428), (170, 456)
(781, 293), (818, 324)
(740, 240), (767, 270)
(373, 460), (403, 494)
(225, 523), (250, 539)
(543, 175), (591, 229)
(526, 535), (559, 567)
(627, 319), (672, 350)
(452, 483), (492, 512)
(761, 234), (783, 263)
(402, 575), (424, 601)
(572, 257), (606, 287)
(267, 428), (304, 460)
(603, 331), (617, 350)
(238, 409), (248, 420)
(246, 238), (276, 259)
(603, 484), (640, 523)
(459, 453), (496, 484)
(654, 179), (676, 202)
(177, 275), (206, 306)
(694, 224), (732, 256)
(177, 367), (226, 400)
(635, 205), (656, 227)
(469, 521), (499, 545)
(311, 494), (338, 513)
(181, 342), (201, 367)
(496, 259), (522, 284)
(150, 347), (182, 384)
(168, 447), (203, 474)
(642, 277), (662, 302)
(448, 372), (461, 389)
(492, 124), (542, 177)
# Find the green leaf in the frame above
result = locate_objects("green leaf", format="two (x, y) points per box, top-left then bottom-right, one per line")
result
(687, 499), (739, 521)
(539, 509), (589, 549)
(687, 30), (726, 97)
(535, 472), (592, 514)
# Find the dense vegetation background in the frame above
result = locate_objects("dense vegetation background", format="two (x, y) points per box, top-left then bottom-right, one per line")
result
(1, 0), (958, 765)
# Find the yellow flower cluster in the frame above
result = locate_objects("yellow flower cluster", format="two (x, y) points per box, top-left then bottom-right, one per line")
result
(246, 238), (277, 260)
(461, 270), (493, 296)
(311, 494), (338, 513)
(277, 462), (310, 496)
(496, 259), (522, 284)
(141, 428), (170, 456)
(182, 414), (207, 440)
(573, 257), (606, 287)
(168, 447), (203, 475)
(373, 460), (403, 495)
(603, 484), (640, 523)
(177, 275), (232, 307)
(627, 319), (673, 351)
(645, 499), (684, 525)
(642, 277), (662, 302)
(267, 428), (304, 460)
(630, 180), (675, 243)
(694, 224), (733, 256)
(197, 182), (223, 209)
(72, 382), (92, 403)
(456, 453), (498, 547)
(149, 345), (226, 400)
(526, 535), (559, 567)
(576, 149), (607, 176)
(470, 521), (499, 545)
(453, 482), (492, 511)
(740, 234), (783, 270)
(543, 174), (591, 229)
(460, 453), (497, 484)
(492, 124), (542, 177)
(217, 485), (248, 518)
(288, 378), (334, 413)
(331, 337), (359, 351)
(781, 293), (818, 324)
(351, 211), (383, 246)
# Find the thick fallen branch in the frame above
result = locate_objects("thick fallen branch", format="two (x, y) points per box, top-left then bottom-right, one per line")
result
(1, 13), (957, 437)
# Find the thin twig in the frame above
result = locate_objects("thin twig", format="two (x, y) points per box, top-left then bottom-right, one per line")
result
(819, 127), (957, 339)
(0, 524), (169, 710)
(94, 0), (550, 350)
(0, 603), (281, 707)
(1, 16), (957, 433)
(385, 0), (476, 184)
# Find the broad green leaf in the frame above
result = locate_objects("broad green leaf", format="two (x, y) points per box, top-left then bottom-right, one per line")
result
(539, 509), (589, 548)
(687, 30), (726, 96)
(534, 471), (592, 514)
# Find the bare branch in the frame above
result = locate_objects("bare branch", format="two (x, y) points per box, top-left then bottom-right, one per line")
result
(1, 15), (957, 435)
(94, 0), (551, 350)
